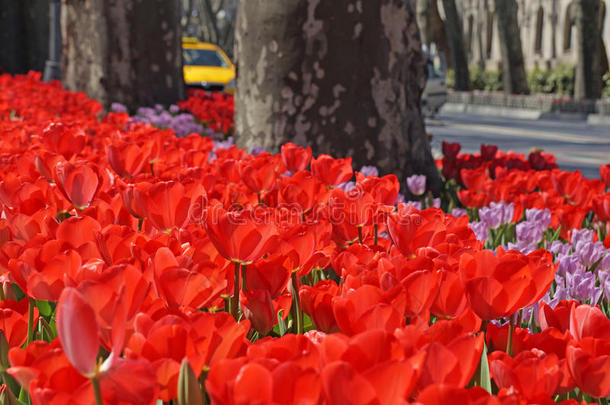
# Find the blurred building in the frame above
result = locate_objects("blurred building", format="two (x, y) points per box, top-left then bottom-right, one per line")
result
(456, 0), (609, 71)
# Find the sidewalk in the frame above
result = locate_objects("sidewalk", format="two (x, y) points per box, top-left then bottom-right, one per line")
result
(443, 91), (610, 126)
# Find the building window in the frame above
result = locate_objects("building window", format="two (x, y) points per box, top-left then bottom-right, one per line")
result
(486, 11), (494, 58)
(534, 6), (544, 54)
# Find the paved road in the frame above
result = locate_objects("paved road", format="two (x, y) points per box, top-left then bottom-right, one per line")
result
(426, 111), (610, 179)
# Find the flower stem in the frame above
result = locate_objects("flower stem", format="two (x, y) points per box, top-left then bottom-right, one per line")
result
(231, 261), (240, 320)
(241, 264), (247, 293)
(291, 272), (303, 334)
(506, 313), (515, 356)
(91, 376), (103, 405)
(27, 297), (34, 344)
(357, 226), (363, 244)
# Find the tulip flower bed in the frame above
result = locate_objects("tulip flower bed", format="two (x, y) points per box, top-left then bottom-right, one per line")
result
(1, 71), (610, 405)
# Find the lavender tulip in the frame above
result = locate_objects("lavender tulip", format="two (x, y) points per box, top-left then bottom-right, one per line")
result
(250, 146), (266, 156)
(479, 202), (514, 229)
(110, 102), (128, 113)
(574, 241), (606, 267)
(406, 174), (426, 196)
(451, 208), (467, 218)
(359, 165), (379, 177)
(469, 221), (489, 242)
(525, 208), (551, 229)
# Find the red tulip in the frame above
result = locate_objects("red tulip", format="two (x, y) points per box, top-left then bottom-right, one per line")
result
(600, 164), (610, 188)
(459, 248), (556, 320)
(569, 303), (610, 341)
(300, 280), (341, 333)
(138, 181), (203, 231)
(203, 203), (278, 264)
(56, 288), (100, 377)
(566, 337), (610, 398)
(489, 349), (561, 403)
(54, 161), (100, 209)
(0, 299), (34, 349)
(417, 333), (484, 389)
(480, 144), (498, 161)
(240, 153), (280, 196)
(281, 142), (312, 172)
(311, 154), (353, 186)
(416, 385), (490, 405)
(241, 289), (275, 336)
(332, 284), (403, 335)
(592, 193), (610, 222)
(106, 141), (149, 178)
(442, 141), (461, 159)
(539, 300), (579, 333)
(42, 122), (86, 160)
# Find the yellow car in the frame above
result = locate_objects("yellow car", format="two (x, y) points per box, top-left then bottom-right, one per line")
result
(182, 37), (235, 94)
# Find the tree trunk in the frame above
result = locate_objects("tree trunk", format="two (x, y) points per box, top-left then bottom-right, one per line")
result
(61, 0), (184, 110)
(234, 0), (441, 193)
(573, 0), (602, 100)
(0, 0), (49, 74)
(416, 0), (431, 47)
(442, 0), (470, 90)
(494, 0), (528, 94)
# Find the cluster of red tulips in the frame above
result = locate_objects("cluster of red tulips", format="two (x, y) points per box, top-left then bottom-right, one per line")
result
(178, 89), (234, 136)
(0, 72), (609, 405)
(442, 142), (610, 241)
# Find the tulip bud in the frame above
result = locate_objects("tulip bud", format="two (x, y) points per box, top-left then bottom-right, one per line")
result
(1, 282), (16, 301)
(0, 385), (19, 405)
(177, 358), (203, 405)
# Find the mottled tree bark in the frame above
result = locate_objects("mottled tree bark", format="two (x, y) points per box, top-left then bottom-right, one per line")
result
(61, 0), (184, 110)
(494, 0), (529, 94)
(0, 0), (49, 74)
(234, 0), (441, 193)
(573, 0), (602, 100)
(441, 0), (470, 90)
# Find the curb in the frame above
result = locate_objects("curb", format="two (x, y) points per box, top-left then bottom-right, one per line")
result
(587, 114), (610, 126)
(440, 103), (542, 120)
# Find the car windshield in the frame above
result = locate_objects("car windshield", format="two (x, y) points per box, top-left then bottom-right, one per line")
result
(183, 49), (228, 68)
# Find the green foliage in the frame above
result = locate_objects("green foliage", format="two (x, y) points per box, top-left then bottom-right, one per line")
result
(603, 71), (610, 98)
(469, 66), (503, 92)
(446, 69), (455, 90)
(527, 65), (575, 96)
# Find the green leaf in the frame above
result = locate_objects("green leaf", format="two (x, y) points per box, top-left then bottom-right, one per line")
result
(549, 226), (562, 243)
(34, 300), (53, 318)
(277, 309), (287, 336)
(479, 342), (492, 394)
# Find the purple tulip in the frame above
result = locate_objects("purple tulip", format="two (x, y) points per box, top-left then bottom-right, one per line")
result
(479, 202), (514, 229)
(337, 181), (357, 192)
(556, 254), (585, 277)
(549, 241), (570, 258)
(469, 221), (489, 242)
(213, 136), (234, 151)
(406, 174), (426, 196)
(571, 228), (595, 246)
(451, 208), (467, 218)
(250, 146), (266, 156)
(574, 241), (606, 267)
(405, 200), (422, 211)
(566, 269), (603, 305)
(525, 208), (551, 229)
(359, 165), (379, 177)
(516, 221), (544, 246)
(110, 102), (128, 113)
(169, 104), (180, 114)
